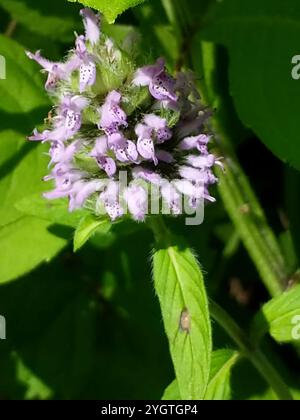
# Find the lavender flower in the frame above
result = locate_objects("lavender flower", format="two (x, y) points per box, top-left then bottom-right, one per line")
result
(133, 58), (178, 105)
(27, 7), (221, 223)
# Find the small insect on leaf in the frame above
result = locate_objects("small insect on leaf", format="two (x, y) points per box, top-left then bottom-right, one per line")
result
(180, 309), (190, 333)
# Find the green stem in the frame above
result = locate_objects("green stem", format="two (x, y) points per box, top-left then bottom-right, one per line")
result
(215, 155), (287, 297)
(200, 43), (289, 297)
(146, 216), (171, 245)
(210, 301), (293, 401)
(161, 0), (290, 297)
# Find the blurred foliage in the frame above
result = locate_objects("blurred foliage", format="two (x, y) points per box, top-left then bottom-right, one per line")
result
(0, 0), (300, 400)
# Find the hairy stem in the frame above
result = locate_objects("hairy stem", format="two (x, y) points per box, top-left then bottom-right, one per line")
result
(210, 300), (293, 401)
(215, 148), (288, 297)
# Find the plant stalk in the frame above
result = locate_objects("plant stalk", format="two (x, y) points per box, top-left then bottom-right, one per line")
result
(210, 300), (293, 401)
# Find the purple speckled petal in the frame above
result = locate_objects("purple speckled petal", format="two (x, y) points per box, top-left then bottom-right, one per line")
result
(156, 127), (172, 143)
(79, 60), (96, 93)
(126, 141), (138, 162)
(49, 141), (65, 164)
(149, 73), (177, 102)
(108, 132), (127, 149)
(100, 182), (124, 221)
(133, 58), (165, 86)
(100, 91), (127, 131)
(143, 114), (172, 144)
(65, 109), (81, 134)
(137, 138), (157, 165)
(97, 156), (117, 177)
(161, 182), (182, 215)
(105, 202), (124, 221)
(134, 58), (177, 104)
(115, 147), (129, 163)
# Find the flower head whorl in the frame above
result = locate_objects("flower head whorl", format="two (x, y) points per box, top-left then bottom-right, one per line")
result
(27, 8), (221, 223)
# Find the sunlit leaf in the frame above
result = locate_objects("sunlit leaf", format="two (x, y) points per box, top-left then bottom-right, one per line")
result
(68, 0), (146, 23)
(204, 349), (239, 400)
(152, 236), (212, 400)
(252, 285), (300, 343)
(16, 193), (86, 228)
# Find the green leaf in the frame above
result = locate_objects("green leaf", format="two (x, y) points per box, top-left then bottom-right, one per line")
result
(68, 0), (147, 23)
(16, 193), (87, 228)
(0, 35), (49, 228)
(1, 0), (81, 42)
(252, 285), (300, 343)
(161, 350), (239, 401)
(0, 35), (48, 121)
(74, 215), (112, 251)
(202, 0), (300, 170)
(0, 36), (67, 283)
(0, 131), (50, 228)
(161, 380), (180, 400)
(0, 216), (66, 285)
(204, 350), (239, 400)
(152, 236), (212, 400)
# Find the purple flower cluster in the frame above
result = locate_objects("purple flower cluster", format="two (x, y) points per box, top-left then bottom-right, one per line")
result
(27, 8), (221, 222)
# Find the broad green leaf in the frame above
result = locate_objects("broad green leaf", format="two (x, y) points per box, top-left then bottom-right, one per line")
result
(74, 215), (112, 251)
(0, 131), (49, 228)
(0, 35), (48, 121)
(152, 237), (212, 400)
(0, 37), (66, 283)
(16, 193), (87, 228)
(204, 350), (239, 400)
(202, 0), (300, 170)
(68, 0), (146, 23)
(1, 0), (81, 42)
(161, 380), (180, 400)
(0, 216), (66, 285)
(0, 36), (49, 226)
(161, 350), (239, 401)
(252, 285), (300, 343)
